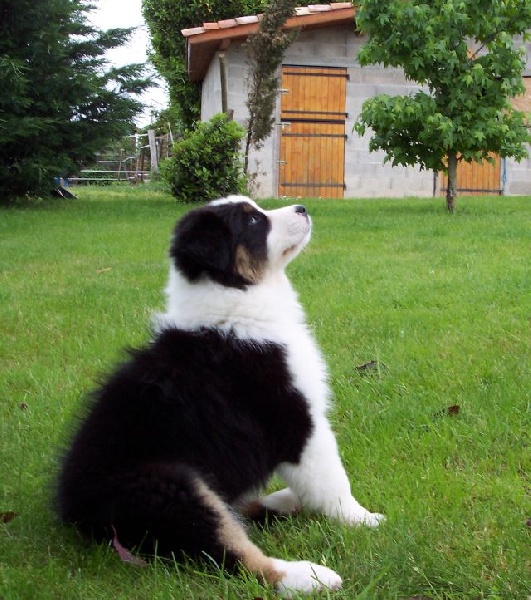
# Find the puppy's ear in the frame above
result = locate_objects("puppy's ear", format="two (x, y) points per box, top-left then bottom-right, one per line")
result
(170, 208), (232, 283)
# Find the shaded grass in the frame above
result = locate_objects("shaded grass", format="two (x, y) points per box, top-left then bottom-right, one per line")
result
(1, 188), (530, 598)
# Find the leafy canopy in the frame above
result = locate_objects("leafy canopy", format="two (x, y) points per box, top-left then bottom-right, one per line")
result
(0, 0), (152, 199)
(354, 0), (531, 174)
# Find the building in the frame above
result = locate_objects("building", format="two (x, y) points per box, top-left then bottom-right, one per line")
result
(182, 3), (531, 198)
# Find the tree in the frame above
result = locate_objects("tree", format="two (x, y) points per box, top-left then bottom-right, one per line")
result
(243, 0), (299, 176)
(0, 0), (152, 199)
(354, 0), (531, 212)
(142, 0), (268, 132)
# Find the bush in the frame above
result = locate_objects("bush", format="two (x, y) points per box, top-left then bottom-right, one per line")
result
(160, 114), (248, 203)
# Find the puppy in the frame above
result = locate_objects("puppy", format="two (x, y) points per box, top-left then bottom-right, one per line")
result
(56, 196), (384, 596)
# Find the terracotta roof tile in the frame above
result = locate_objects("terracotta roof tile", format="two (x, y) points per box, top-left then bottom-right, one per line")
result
(235, 15), (260, 25)
(218, 18), (238, 29)
(183, 26), (207, 36)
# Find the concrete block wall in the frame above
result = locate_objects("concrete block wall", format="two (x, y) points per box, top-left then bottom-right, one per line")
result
(506, 40), (531, 195)
(344, 62), (433, 197)
(504, 39), (531, 195)
(505, 155), (531, 195)
(200, 57), (221, 119)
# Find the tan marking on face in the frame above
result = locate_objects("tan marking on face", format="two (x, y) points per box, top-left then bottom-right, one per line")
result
(235, 244), (264, 284)
(194, 479), (285, 585)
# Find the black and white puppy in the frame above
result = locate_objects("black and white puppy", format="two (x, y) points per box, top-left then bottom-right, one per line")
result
(56, 196), (384, 596)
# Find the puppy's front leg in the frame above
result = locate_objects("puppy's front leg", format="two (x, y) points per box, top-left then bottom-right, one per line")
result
(277, 419), (385, 527)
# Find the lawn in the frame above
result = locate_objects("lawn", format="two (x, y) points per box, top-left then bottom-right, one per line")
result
(1, 187), (530, 599)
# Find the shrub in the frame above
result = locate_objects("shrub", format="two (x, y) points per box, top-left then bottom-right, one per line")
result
(161, 114), (247, 203)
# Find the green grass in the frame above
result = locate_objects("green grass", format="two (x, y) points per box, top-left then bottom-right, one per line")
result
(1, 187), (530, 599)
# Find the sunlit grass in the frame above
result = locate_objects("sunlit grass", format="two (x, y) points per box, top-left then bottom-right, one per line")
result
(1, 188), (529, 598)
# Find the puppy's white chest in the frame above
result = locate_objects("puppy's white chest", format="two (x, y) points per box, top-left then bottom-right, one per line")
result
(282, 325), (330, 416)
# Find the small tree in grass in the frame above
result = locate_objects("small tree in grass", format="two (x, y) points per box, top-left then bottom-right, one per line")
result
(354, 0), (531, 212)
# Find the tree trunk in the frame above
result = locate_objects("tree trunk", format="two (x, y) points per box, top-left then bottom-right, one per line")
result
(243, 129), (251, 176)
(446, 151), (458, 213)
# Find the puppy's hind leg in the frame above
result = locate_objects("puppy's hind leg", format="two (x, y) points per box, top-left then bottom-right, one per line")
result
(194, 479), (342, 596)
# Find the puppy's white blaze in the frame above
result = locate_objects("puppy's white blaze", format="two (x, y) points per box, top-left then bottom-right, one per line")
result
(263, 205), (312, 270)
(158, 198), (328, 416)
(209, 195), (260, 208)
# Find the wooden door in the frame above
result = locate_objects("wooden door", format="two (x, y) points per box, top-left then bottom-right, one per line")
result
(512, 76), (531, 115)
(440, 154), (502, 196)
(278, 65), (348, 199)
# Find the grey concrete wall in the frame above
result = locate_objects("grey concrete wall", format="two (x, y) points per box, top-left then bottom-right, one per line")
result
(200, 26), (530, 198)
(201, 57), (222, 118)
(505, 40), (531, 195)
(505, 154), (531, 195)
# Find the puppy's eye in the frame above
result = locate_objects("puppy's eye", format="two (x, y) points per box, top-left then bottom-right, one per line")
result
(249, 215), (260, 225)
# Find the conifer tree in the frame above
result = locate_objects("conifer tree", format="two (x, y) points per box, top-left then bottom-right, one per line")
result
(0, 0), (151, 199)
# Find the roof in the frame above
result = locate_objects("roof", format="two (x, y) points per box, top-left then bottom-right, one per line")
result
(182, 3), (357, 82)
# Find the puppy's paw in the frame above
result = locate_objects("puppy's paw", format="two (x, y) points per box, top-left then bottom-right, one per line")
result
(272, 559), (342, 597)
(335, 500), (385, 527)
(355, 511), (386, 527)
(238, 488), (301, 525)
(262, 488), (301, 515)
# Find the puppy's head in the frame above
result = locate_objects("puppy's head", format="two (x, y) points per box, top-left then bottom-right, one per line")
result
(170, 196), (311, 289)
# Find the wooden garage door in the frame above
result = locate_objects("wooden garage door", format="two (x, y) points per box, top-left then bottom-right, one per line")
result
(278, 65), (348, 199)
(440, 154), (502, 196)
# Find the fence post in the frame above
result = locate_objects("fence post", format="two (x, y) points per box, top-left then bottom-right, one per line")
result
(219, 53), (229, 117)
(148, 129), (158, 173)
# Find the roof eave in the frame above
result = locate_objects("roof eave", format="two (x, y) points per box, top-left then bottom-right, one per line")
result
(183, 6), (357, 83)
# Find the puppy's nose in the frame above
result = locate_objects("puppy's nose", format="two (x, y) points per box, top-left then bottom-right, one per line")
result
(295, 205), (307, 216)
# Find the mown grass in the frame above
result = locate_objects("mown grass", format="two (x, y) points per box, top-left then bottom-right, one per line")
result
(1, 187), (529, 599)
